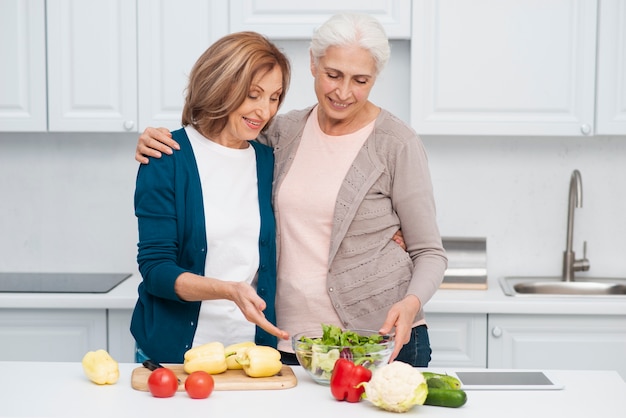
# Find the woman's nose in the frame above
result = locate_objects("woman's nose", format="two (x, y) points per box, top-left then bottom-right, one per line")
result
(257, 99), (273, 119)
(335, 80), (351, 100)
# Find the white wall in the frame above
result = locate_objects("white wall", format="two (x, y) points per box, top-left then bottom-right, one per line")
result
(1, 41), (624, 287)
(423, 134), (626, 283)
(0, 133), (139, 274)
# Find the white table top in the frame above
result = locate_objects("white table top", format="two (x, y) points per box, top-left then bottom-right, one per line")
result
(0, 362), (624, 418)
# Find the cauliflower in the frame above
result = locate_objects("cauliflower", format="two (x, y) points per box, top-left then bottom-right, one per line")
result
(362, 361), (428, 413)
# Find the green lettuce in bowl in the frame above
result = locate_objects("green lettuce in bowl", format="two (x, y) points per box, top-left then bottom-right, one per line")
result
(292, 324), (394, 385)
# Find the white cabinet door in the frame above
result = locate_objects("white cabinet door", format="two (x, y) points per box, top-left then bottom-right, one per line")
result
(427, 313), (487, 368)
(46, 0), (138, 132)
(107, 309), (135, 363)
(0, 309), (107, 361)
(411, 0), (598, 136)
(596, 0), (626, 135)
(229, 0), (411, 39)
(0, 0), (47, 131)
(488, 314), (626, 380)
(137, 0), (228, 131)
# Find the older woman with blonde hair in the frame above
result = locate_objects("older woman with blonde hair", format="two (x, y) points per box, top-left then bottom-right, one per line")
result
(135, 13), (447, 367)
(131, 31), (291, 364)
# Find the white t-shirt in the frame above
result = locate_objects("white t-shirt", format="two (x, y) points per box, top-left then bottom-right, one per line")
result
(275, 109), (374, 352)
(186, 126), (260, 347)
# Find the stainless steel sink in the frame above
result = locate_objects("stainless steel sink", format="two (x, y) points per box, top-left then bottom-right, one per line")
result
(500, 170), (626, 298)
(500, 276), (626, 297)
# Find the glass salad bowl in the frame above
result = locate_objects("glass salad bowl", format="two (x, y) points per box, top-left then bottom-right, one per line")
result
(292, 324), (394, 385)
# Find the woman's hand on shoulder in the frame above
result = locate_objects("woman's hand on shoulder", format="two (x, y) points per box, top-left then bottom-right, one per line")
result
(392, 229), (407, 251)
(135, 127), (179, 164)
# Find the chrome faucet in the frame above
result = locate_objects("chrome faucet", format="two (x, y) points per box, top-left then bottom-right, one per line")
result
(562, 169), (590, 281)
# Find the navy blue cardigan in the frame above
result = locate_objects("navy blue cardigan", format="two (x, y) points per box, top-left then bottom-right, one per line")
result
(130, 128), (278, 363)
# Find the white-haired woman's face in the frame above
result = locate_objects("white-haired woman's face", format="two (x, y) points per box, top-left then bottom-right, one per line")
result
(310, 44), (377, 122)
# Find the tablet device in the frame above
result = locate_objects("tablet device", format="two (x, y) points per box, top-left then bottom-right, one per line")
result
(454, 371), (564, 390)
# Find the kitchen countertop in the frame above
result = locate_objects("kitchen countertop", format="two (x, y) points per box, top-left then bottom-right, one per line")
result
(1, 273), (625, 315)
(0, 362), (624, 417)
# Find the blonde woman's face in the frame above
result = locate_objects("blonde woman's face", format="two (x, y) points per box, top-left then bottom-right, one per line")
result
(310, 45), (377, 123)
(217, 66), (283, 147)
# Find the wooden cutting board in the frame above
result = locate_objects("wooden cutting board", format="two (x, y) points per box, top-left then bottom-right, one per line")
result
(131, 364), (297, 391)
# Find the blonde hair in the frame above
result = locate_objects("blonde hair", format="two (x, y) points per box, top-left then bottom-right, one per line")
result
(182, 32), (291, 137)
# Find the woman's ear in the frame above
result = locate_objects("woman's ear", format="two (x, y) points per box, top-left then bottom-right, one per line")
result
(309, 50), (317, 77)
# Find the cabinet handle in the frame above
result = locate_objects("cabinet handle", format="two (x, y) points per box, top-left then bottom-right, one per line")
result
(123, 120), (135, 131)
(491, 326), (502, 338)
(580, 124), (591, 135)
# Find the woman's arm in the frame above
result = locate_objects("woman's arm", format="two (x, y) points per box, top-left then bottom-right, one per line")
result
(135, 149), (288, 340)
(380, 131), (447, 360)
(135, 127), (179, 164)
(174, 272), (289, 341)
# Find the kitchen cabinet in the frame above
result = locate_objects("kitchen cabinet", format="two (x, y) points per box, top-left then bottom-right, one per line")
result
(0, 0), (47, 131)
(487, 313), (626, 379)
(0, 0), (137, 132)
(107, 309), (135, 363)
(0, 309), (107, 361)
(0, 0), (227, 133)
(47, 0), (137, 132)
(595, 0), (626, 135)
(0, 308), (135, 362)
(228, 0), (411, 39)
(136, 0), (228, 131)
(411, 0), (600, 136)
(427, 313), (487, 368)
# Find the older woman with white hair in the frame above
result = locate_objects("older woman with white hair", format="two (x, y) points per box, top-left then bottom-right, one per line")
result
(135, 13), (447, 367)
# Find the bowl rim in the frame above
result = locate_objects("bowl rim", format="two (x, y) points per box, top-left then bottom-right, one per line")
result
(291, 328), (395, 347)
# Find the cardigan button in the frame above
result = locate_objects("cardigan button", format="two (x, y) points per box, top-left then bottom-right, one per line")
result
(328, 287), (334, 292)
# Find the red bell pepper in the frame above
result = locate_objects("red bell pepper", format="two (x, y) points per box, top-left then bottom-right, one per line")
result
(330, 358), (372, 403)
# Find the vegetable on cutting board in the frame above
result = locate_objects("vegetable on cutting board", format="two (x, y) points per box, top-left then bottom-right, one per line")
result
(184, 341), (228, 375)
(235, 345), (283, 378)
(184, 371), (215, 399)
(147, 368), (178, 398)
(329, 358), (372, 403)
(81, 349), (119, 385)
(225, 341), (256, 370)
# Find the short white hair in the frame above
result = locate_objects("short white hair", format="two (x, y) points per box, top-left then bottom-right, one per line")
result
(310, 13), (391, 75)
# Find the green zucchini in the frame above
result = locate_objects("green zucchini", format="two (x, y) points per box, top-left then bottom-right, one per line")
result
(421, 372), (462, 390)
(426, 377), (452, 389)
(424, 388), (467, 408)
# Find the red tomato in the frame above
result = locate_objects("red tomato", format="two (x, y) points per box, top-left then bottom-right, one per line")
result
(147, 368), (179, 398)
(184, 371), (215, 399)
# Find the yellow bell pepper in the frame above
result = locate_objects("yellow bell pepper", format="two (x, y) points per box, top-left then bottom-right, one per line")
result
(81, 349), (119, 385)
(225, 341), (256, 370)
(183, 341), (228, 375)
(235, 346), (283, 378)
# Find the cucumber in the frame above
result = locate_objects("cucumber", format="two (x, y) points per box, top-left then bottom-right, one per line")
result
(421, 372), (462, 389)
(424, 388), (467, 408)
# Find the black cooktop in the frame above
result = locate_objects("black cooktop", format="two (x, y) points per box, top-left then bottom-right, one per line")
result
(0, 272), (132, 293)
